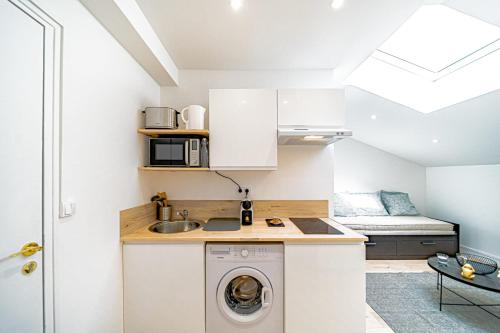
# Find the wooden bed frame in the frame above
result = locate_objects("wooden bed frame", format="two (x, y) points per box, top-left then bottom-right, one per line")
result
(365, 221), (460, 260)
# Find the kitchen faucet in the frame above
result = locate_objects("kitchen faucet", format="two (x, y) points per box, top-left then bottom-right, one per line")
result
(177, 209), (189, 221)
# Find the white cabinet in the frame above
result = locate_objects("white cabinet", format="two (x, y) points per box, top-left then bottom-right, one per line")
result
(123, 243), (205, 333)
(209, 89), (277, 170)
(278, 89), (345, 128)
(284, 243), (365, 333)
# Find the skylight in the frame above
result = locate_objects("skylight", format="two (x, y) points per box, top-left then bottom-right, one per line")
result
(345, 5), (500, 113)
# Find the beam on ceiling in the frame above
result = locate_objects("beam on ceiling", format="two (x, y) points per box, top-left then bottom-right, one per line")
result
(80, 0), (179, 86)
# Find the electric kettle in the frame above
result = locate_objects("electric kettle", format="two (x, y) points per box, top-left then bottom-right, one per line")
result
(180, 105), (206, 130)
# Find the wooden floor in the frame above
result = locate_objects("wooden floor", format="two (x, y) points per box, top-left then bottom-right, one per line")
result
(365, 260), (432, 333)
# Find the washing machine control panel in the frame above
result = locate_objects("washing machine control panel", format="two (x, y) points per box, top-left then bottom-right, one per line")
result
(208, 246), (269, 258)
(233, 246), (269, 258)
(207, 244), (283, 262)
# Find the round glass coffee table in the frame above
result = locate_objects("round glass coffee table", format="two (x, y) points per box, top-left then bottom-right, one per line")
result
(428, 256), (500, 319)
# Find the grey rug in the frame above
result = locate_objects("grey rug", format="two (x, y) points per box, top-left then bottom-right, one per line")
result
(367, 273), (500, 333)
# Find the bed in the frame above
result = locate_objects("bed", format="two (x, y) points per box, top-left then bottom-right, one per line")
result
(333, 215), (459, 259)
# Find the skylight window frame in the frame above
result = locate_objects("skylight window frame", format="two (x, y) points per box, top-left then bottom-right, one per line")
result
(372, 39), (500, 82)
(344, 4), (500, 113)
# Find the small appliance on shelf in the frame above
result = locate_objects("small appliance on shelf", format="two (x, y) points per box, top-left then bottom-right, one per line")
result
(146, 137), (201, 167)
(180, 105), (206, 129)
(143, 107), (179, 129)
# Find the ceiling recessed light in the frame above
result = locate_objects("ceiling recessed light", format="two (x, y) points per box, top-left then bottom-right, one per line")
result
(432, 138), (439, 144)
(230, 0), (243, 11)
(304, 135), (325, 140)
(370, 114), (377, 120)
(283, 100), (289, 104)
(331, 0), (345, 10)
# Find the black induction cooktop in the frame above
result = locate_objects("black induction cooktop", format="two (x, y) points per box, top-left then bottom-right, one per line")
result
(290, 218), (344, 235)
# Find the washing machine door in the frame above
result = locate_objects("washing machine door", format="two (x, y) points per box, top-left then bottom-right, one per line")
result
(217, 267), (273, 324)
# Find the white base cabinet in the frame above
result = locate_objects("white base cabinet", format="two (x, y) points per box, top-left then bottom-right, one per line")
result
(123, 243), (205, 333)
(284, 243), (366, 333)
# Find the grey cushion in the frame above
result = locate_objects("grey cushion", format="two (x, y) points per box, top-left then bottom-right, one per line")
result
(380, 190), (419, 216)
(333, 192), (389, 216)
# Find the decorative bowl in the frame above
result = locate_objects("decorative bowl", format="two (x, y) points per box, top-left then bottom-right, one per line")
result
(456, 253), (498, 275)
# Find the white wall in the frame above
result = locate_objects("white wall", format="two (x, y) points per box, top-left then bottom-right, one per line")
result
(145, 69), (338, 206)
(427, 165), (500, 259)
(34, 0), (160, 332)
(152, 70), (427, 216)
(141, 145), (334, 200)
(334, 139), (427, 214)
(161, 69), (342, 128)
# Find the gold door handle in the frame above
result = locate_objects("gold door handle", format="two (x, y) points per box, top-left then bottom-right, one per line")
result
(9, 242), (43, 258)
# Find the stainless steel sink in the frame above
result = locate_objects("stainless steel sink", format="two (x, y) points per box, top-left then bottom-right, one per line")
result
(149, 220), (202, 234)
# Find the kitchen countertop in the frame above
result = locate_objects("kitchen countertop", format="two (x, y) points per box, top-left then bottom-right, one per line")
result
(121, 218), (368, 243)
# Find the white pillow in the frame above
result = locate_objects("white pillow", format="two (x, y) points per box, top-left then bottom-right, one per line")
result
(333, 192), (389, 216)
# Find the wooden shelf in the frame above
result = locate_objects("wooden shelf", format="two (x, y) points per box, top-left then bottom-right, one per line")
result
(138, 128), (209, 136)
(139, 167), (210, 172)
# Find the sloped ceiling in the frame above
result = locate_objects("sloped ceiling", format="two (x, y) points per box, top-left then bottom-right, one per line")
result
(346, 87), (500, 167)
(135, 0), (424, 75)
(130, 0), (500, 167)
(346, 0), (500, 167)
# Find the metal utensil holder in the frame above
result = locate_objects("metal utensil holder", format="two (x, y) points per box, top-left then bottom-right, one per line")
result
(158, 205), (173, 221)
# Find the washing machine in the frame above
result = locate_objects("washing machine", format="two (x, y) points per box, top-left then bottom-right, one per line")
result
(206, 243), (283, 333)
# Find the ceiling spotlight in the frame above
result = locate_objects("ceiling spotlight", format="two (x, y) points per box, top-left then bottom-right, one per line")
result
(331, 0), (345, 10)
(231, 0), (243, 11)
(432, 138), (439, 144)
(370, 114), (377, 120)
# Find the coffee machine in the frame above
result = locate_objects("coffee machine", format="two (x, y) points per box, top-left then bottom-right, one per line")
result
(240, 199), (253, 225)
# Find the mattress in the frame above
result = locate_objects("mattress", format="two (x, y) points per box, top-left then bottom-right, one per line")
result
(333, 216), (455, 236)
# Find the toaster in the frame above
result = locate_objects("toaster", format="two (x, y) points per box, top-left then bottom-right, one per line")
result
(144, 107), (178, 129)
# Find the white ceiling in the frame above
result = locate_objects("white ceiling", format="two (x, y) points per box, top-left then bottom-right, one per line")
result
(131, 0), (500, 167)
(345, 0), (500, 167)
(346, 87), (500, 167)
(135, 0), (424, 72)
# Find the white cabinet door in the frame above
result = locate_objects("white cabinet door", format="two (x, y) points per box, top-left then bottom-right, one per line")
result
(278, 89), (345, 128)
(284, 243), (365, 333)
(123, 243), (205, 333)
(209, 89), (277, 170)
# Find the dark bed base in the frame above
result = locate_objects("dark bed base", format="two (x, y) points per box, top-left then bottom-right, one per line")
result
(365, 222), (460, 260)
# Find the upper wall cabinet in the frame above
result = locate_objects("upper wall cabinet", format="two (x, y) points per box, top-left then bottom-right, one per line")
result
(278, 89), (345, 128)
(209, 89), (278, 170)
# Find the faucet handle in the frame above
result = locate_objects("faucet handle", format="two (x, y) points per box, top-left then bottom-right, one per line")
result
(176, 209), (189, 220)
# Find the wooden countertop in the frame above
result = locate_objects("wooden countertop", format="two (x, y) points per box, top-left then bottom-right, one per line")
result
(121, 218), (368, 244)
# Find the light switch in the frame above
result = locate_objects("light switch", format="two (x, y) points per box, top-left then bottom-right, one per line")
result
(59, 201), (76, 218)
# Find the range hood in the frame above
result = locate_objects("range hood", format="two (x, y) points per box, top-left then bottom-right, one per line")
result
(278, 127), (352, 145)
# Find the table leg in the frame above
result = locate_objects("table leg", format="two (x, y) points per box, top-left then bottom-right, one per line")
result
(439, 273), (443, 311)
(436, 272), (439, 290)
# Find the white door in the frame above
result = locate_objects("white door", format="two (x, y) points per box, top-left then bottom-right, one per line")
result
(0, 1), (45, 332)
(217, 267), (274, 324)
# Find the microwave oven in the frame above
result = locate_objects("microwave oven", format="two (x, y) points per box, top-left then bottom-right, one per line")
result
(146, 137), (200, 167)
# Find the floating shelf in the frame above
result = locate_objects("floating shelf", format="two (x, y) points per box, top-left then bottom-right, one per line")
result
(139, 167), (210, 172)
(138, 128), (209, 137)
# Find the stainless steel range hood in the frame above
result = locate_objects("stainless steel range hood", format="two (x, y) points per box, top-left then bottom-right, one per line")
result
(277, 127), (352, 145)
